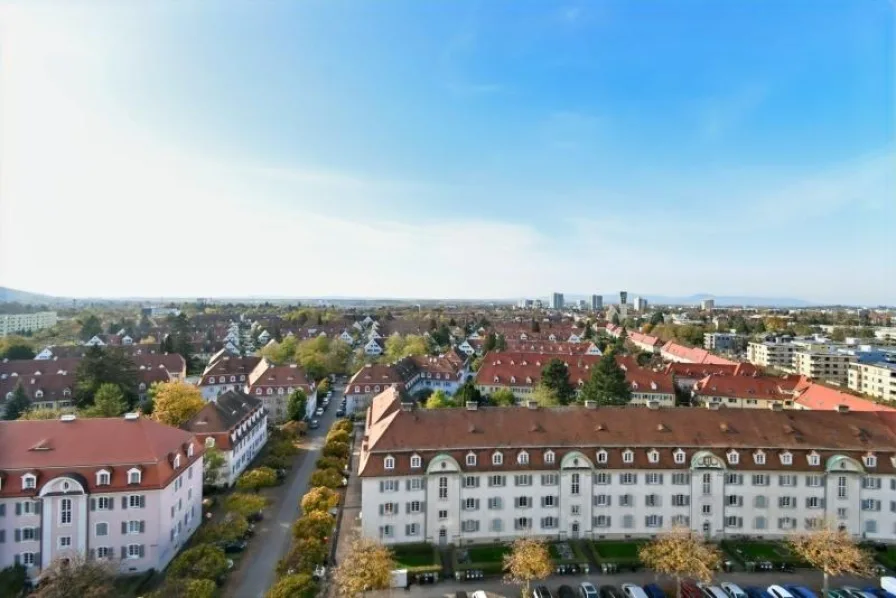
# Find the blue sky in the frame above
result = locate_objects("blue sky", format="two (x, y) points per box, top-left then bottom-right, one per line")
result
(0, 0), (893, 304)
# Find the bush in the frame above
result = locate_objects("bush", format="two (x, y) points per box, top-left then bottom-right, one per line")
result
(269, 439), (299, 458)
(309, 468), (343, 489)
(333, 418), (354, 434)
(323, 441), (349, 460)
(196, 513), (248, 544)
(169, 544), (228, 581)
(222, 493), (267, 518)
(281, 420), (306, 438)
(266, 573), (317, 598)
(265, 454), (292, 470)
(301, 487), (340, 514)
(276, 537), (328, 577)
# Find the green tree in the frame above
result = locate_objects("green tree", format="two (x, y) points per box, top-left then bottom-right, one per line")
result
(78, 314), (103, 341)
(0, 338), (35, 360)
(579, 354), (632, 406)
(611, 312), (621, 325)
(287, 389), (308, 422)
(236, 467), (279, 492)
(197, 513), (249, 544)
(277, 538), (328, 576)
(203, 447), (225, 486)
(531, 320), (541, 333)
(650, 311), (665, 326)
(333, 536), (396, 598)
(266, 573), (317, 598)
(87, 383), (128, 417)
(169, 545), (228, 581)
(323, 441), (350, 460)
(0, 564), (27, 597)
(503, 537), (553, 598)
(326, 429), (351, 444)
(316, 456), (347, 472)
(151, 578), (217, 598)
(301, 486), (340, 514)
(222, 493), (267, 518)
(455, 379), (482, 404)
(482, 332), (497, 353)
(309, 467), (344, 489)
(2, 383), (31, 420)
(490, 388), (516, 406)
(540, 358), (575, 405)
(292, 511), (335, 541)
(495, 333), (507, 351)
(531, 384), (561, 407)
(74, 346), (139, 408)
(425, 390), (456, 409)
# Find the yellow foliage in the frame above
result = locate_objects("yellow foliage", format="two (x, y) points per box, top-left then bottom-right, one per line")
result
(333, 535), (395, 598)
(151, 381), (205, 427)
(639, 526), (722, 587)
(503, 537), (553, 597)
(788, 523), (873, 594)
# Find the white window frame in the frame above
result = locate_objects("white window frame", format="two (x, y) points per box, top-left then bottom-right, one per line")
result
(127, 468), (142, 485)
(410, 455), (422, 469)
(492, 451), (503, 466)
(22, 474), (36, 489)
(96, 470), (111, 486)
(59, 498), (72, 526)
(545, 450), (555, 464)
(622, 450), (634, 464)
(596, 450), (608, 464)
(384, 456), (395, 470)
(126, 544), (141, 559)
(727, 451), (739, 465)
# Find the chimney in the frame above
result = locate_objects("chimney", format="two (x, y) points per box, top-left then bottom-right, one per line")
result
(527, 400), (539, 410)
(400, 402), (415, 412)
(60, 414), (77, 422)
(583, 400), (598, 409)
(647, 400), (660, 410)
(466, 401), (478, 411)
(836, 404), (850, 414)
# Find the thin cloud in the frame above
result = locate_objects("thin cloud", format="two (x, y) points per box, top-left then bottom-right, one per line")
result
(697, 84), (769, 141)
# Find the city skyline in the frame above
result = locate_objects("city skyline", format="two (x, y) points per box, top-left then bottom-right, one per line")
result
(0, 1), (893, 304)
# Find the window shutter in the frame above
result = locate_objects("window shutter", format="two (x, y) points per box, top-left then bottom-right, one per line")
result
(34, 502), (41, 515)
(140, 521), (146, 533)
(0, 530), (5, 543)
(140, 496), (146, 508)
(379, 481), (384, 492)
(378, 505), (384, 515)
(15, 503), (21, 516)
(122, 522), (127, 534)
(121, 546), (127, 559)
(405, 480), (410, 491)
(35, 526), (40, 538)
(90, 499), (96, 512)
(14, 554), (20, 565)
(139, 545), (145, 558)
(109, 500), (114, 511)
(90, 549), (96, 560)
(122, 497), (128, 510)
(0, 503), (5, 516)
(34, 552), (40, 567)
(15, 529), (21, 542)
(421, 501), (426, 512)
(405, 503), (410, 514)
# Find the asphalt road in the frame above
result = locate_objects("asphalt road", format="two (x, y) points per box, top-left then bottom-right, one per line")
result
(231, 384), (344, 598)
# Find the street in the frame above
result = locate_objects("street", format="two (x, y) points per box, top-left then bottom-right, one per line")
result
(227, 383), (345, 598)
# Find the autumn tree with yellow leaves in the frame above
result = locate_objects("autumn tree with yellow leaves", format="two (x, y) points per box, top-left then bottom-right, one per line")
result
(503, 537), (553, 598)
(151, 381), (205, 426)
(332, 535), (396, 597)
(788, 523), (873, 596)
(639, 526), (722, 598)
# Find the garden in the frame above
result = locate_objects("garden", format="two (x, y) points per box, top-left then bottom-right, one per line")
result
(392, 543), (442, 574)
(720, 539), (805, 566)
(588, 540), (647, 565)
(453, 543), (513, 575)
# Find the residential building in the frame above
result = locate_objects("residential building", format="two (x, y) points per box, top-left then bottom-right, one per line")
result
(704, 333), (747, 354)
(182, 390), (268, 487)
(692, 374), (800, 410)
(747, 341), (796, 370)
(663, 362), (761, 391)
(197, 351), (261, 400)
(627, 331), (664, 354)
(849, 362), (896, 403)
(0, 312), (57, 337)
(591, 295), (603, 311)
(550, 293), (565, 311)
(793, 381), (896, 413)
(364, 338), (385, 356)
(661, 342), (737, 366)
(793, 350), (857, 386)
(0, 415), (203, 577)
(358, 392), (896, 546)
(245, 360), (315, 422)
(634, 297), (648, 313)
(619, 291), (627, 305)
(700, 299), (715, 311)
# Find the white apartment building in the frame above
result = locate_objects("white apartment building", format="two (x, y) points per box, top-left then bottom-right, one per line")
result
(0, 415), (204, 578)
(634, 297), (648, 313)
(849, 362), (896, 403)
(748, 341), (795, 369)
(793, 350), (857, 386)
(704, 333), (747, 354)
(0, 312), (57, 336)
(359, 392), (896, 546)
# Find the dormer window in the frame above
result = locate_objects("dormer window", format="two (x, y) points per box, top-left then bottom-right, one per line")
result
(493, 376), (499, 383)
(22, 473), (36, 490)
(266, 388), (273, 395)
(63, 388), (71, 397)
(492, 451), (503, 466)
(96, 470), (111, 486)
(138, 383), (147, 392)
(255, 388), (262, 395)
(127, 468), (142, 485)
(753, 451), (766, 465)
(205, 437), (215, 448)
(780, 452), (792, 466)
(518, 451), (529, 465)
(218, 376), (225, 383)
(596, 450), (608, 464)
(510, 376), (516, 384)
(727, 451), (740, 465)
(674, 449), (686, 464)
(187, 444), (194, 458)
(230, 376), (236, 382)
(648, 450), (659, 464)
(410, 455), (422, 469)
(807, 452), (820, 466)
(545, 450), (555, 464)
(622, 450), (634, 464)
(863, 454), (877, 468)
(384, 456), (395, 470)
(34, 390), (43, 399)
(466, 452), (477, 467)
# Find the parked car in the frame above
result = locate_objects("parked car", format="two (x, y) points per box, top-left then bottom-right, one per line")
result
(722, 584), (749, 598)
(247, 510), (264, 522)
(534, 586), (554, 598)
(768, 586), (796, 598)
(842, 588), (877, 598)
(315, 407), (324, 416)
(682, 583), (705, 598)
(825, 591), (851, 598)
(601, 586), (626, 598)
(745, 588), (774, 598)
(580, 583), (600, 598)
(309, 419), (320, 429)
(336, 408), (346, 417)
(220, 539), (247, 553)
(471, 592), (487, 598)
(699, 585), (730, 598)
(559, 586), (577, 598)
(785, 586), (818, 598)
(622, 585), (650, 598)
(643, 585), (667, 598)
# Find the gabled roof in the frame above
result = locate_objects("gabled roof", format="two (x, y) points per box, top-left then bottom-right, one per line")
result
(795, 382), (896, 412)
(182, 390), (264, 434)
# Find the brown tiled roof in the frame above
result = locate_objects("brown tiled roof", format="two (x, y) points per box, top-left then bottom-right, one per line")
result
(182, 390), (264, 450)
(662, 342), (737, 365)
(0, 416), (202, 497)
(199, 355), (262, 384)
(246, 360), (312, 390)
(795, 383), (896, 412)
(0, 358), (81, 377)
(358, 392), (896, 477)
(664, 362), (761, 378)
(133, 353), (186, 375)
(0, 373), (76, 403)
(693, 374), (797, 401)
(503, 341), (592, 355)
(627, 331), (663, 347)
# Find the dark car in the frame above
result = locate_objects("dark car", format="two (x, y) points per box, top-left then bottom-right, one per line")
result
(644, 586), (667, 598)
(559, 586), (577, 598)
(745, 588), (775, 598)
(336, 408), (346, 417)
(247, 510), (264, 522)
(220, 539), (247, 553)
(534, 586), (554, 598)
(309, 419), (320, 429)
(601, 587), (626, 598)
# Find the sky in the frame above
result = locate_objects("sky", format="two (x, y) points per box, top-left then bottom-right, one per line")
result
(0, 0), (893, 305)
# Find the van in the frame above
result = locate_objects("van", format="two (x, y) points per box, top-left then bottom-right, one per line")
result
(768, 586), (796, 598)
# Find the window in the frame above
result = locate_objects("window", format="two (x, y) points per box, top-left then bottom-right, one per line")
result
(22, 474), (36, 490)
(778, 517), (797, 530)
(541, 517), (558, 529)
(488, 475), (506, 487)
(725, 516), (743, 529)
(515, 496), (532, 509)
(594, 515), (611, 528)
(702, 504), (712, 515)
(515, 474), (532, 487)
(646, 473), (663, 485)
(594, 473), (610, 485)
(645, 515), (663, 528)
(570, 473), (580, 495)
(127, 544), (142, 559)
(594, 494), (611, 507)
(863, 455), (877, 468)
(384, 456), (395, 470)
(466, 453), (477, 467)
(806, 497), (823, 509)
(541, 474), (559, 486)
(463, 498), (479, 511)
(410, 455), (422, 469)
(648, 450), (659, 464)
(779, 496), (796, 509)
(544, 450), (555, 464)
(490, 518), (503, 532)
(128, 469), (141, 485)
(752, 474), (769, 486)
(438, 510), (448, 520)
(779, 475), (797, 487)
(806, 475), (822, 487)
(408, 501), (422, 513)
(409, 478), (424, 491)
(438, 477), (448, 500)
(619, 494), (633, 507)
(754, 516), (767, 530)
(60, 498), (72, 525)
(463, 476), (480, 489)
(620, 473), (637, 485)
(753, 451), (765, 465)
(97, 546), (112, 559)
(128, 520), (142, 534)
(514, 517), (531, 530)
(673, 449), (686, 464)
(541, 495), (556, 508)
(672, 494), (689, 507)
(380, 480), (399, 492)
(97, 497), (113, 510)
(862, 477), (882, 490)
(725, 473), (743, 485)
(517, 451), (529, 465)
(807, 453), (820, 466)
(622, 450), (634, 464)
(780, 452), (793, 465)
(20, 553), (35, 567)
(726, 495), (743, 507)
(492, 451), (503, 466)
(861, 499), (881, 512)
(727, 451), (739, 465)
(406, 523), (420, 536)
(96, 471), (110, 486)
(596, 450), (607, 464)
(754, 495), (768, 509)
(645, 494), (661, 507)
(22, 527), (37, 541)
(460, 519), (480, 533)
(672, 473), (690, 485)
(488, 497), (503, 510)
(58, 536), (72, 549)
(96, 522), (108, 536)
(865, 520), (878, 534)
(702, 473), (712, 495)
(838, 476), (848, 499)
(622, 515), (634, 529)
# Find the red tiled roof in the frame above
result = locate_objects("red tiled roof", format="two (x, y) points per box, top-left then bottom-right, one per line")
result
(795, 383), (896, 412)
(627, 331), (663, 347)
(199, 355), (261, 384)
(693, 374), (795, 401)
(662, 341), (738, 365)
(664, 362), (761, 378)
(246, 360), (313, 390)
(502, 341), (592, 355)
(0, 373), (75, 403)
(0, 358), (81, 377)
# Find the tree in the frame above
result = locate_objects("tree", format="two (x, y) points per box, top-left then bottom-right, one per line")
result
(787, 524), (873, 597)
(490, 388), (516, 406)
(151, 381), (205, 426)
(0, 338), (35, 360)
(277, 538), (328, 577)
(0, 564), (27, 598)
(19, 407), (64, 420)
(455, 379), (482, 404)
(197, 513), (249, 543)
(579, 355), (632, 406)
(78, 314), (103, 341)
(639, 526), (722, 598)
(495, 334), (507, 351)
(2, 383), (31, 420)
(323, 441), (350, 460)
(611, 312), (621, 325)
(87, 383), (128, 417)
(425, 389), (456, 409)
(483, 332), (497, 353)
(293, 511), (336, 541)
(326, 429), (351, 444)
(269, 439), (299, 458)
(169, 545), (229, 581)
(309, 467), (344, 489)
(33, 556), (117, 598)
(503, 537), (553, 598)
(203, 447), (226, 486)
(650, 311), (665, 326)
(267, 573), (317, 598)
(222, 493), (268, 518)
(150, 578), (217, 598)
(540, 358), (575, 405)
(74, 346), (138, 408)
(332, 535), (396, 598)
(531, 384), (561, 407)
(316, 456), (348, 472)
(334, 418), (355, 434)
(236, 467), (279, 492)
(301, 486), (340, 514)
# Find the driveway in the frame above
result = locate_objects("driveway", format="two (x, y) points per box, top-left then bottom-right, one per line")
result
(227, 383), (344, 598)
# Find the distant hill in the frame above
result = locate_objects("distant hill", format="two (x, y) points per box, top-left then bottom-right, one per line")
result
(0, 286), (64, 305)
(562, 293), (814, 308)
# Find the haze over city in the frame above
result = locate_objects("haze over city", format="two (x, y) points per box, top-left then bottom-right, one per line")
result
(0, 0), (893, 303)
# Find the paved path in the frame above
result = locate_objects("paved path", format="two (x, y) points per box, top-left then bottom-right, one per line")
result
(229, 384), (344, 598)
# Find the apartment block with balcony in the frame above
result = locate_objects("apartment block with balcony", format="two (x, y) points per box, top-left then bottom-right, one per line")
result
(793, 350), (857, 386)
(747, 341), (795, 370)
(0, 312), (57, 337)
(849, 362), (896, 403)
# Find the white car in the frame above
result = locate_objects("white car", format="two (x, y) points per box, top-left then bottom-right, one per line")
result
(315, 407), (324, 416)
(580, 583), (599, 598)
(622, 585), (650, 598)
(721, 583), (748, 598)
(767, 587), (796, 598)
(698, 586), (729, 598)
(472, 592), (488, 598)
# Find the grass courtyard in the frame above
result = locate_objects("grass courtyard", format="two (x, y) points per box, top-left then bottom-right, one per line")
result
(720, 540), (804, 565)
(589, 540), (647, 564)
(392, 543), (441, 572)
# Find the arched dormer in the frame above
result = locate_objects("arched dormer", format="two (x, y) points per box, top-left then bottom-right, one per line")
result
(517, 451), (529, 465)
(647, 449), (659, 464)
(39, 474), (87, 497)
(465, 452), (477, 467)
(727, 450), (740, 465)
(561, 450), (594, 470)
(492, 451), (503, 466)
(780, 451), (793, 466)
(544, 450), (555, 464)
(595, 449), (608, 464)
(96, 469), (111, 486)
(21, 472), (37, 490)
(127, 468), (142, 485)
(690, 450), (726, 470)
(410, 454), (422, 469)
(426, 453), (461, 474)
(753, 450), (766, 465)
(826, 454), (865, 474)
(673, 448), (687, 464)
(622, 449), (634, 464)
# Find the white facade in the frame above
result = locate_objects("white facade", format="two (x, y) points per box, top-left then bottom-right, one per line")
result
(0, 312), (57, 337)
(365, 339), (384, 355)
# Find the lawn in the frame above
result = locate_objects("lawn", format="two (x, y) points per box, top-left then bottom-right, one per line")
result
(393, 544), (438, 569)
(590, 540), (647, 564)
(467, 544), (511, 563)
(870, 545), (896, 569)
(721, 540), (803, 565)
(549, 541), (589, 564)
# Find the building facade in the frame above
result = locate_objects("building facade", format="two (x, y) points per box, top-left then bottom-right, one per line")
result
(793, 350), (857, 386)
(634, 297), (648, 312)
(550, 293), (565, 311)
(748, 341), (796, 370)
(0, 415), (204, 578)
(197, 352), (262, 400)
(245, 360), (315, 423)
(704, 333), (747, 354)
(359, 395), (896, 546)
(849, 362), (896, 403)
(0, 312), (57, 337)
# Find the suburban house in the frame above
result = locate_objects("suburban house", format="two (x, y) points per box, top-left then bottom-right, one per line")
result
(663, 362), (762, 391)
(364, 338), (385, 356)
(0, 415), (204, 578)
(196, 351), (262, 400)
(627, 331), (664, 354)
(245, 360), (316, 423)
(358, 390), (896, 546)
(660, 341), (738, 366)
(691, 374), (802, 410)
(181, 390), (268, 487)
(0, 373), (77, 412)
